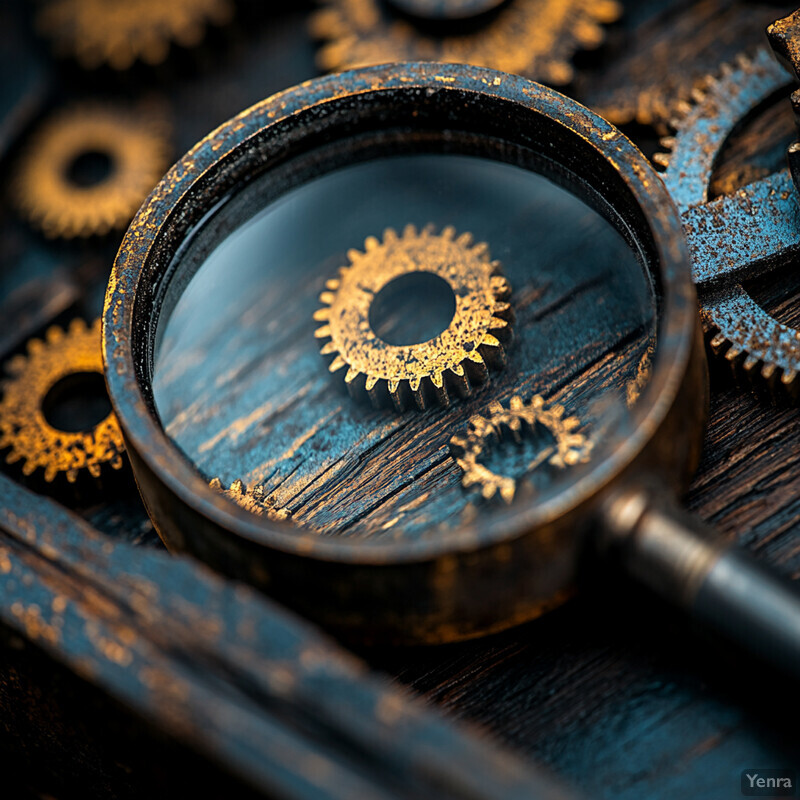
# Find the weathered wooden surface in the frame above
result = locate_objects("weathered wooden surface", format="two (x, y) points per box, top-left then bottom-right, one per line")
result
(0, 472), (575, 800)
(153, 154), (653, 539)
(2, 0), (800, 798)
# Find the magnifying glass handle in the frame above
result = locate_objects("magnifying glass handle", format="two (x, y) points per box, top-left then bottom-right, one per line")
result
(602, 487), (800, 678)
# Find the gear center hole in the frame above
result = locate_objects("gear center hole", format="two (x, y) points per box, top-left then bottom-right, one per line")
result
(480, 423), (557, 484)
(368, 271), (456, 346)
(43, 372), (113, 433)
(66, 149), (114, 188)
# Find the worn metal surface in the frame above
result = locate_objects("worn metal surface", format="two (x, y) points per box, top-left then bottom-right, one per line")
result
(2, 2), (800, 798)
(0, 318), (125, 485)
(310, 0), (621, 84)
(659, 47), (800, 398)
(315, 224), (513, 411)
(103, 61), (703, 643)
(0, 471), (574, 799)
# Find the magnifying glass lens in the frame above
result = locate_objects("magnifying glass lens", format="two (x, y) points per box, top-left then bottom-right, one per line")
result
(152, 152), (657, 537)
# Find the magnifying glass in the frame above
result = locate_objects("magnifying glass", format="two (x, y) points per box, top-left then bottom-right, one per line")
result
(103, 63), (800, 674)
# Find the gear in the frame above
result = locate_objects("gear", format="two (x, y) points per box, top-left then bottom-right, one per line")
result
(0, 319), (125, 484)
(36, 0), (233, 71)
(314, 224), (514, 411)
(209, 478), (291, 521)
(656, 47), (800, 398)
(12, 102), (171, 239)
(309, 0), (621, 85)
(449, 395), (591, 503)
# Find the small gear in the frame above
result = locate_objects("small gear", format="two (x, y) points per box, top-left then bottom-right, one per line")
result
(449, 395), (592, 503)
(12, 102), (171, 239)
(309, 0), (621, 85)
(0, 319), (125, 484)
(314, 224), (514, 411)
(209, 478), (291, 521)
(36, 0), (234, 71)
(656, 47), (800, 398)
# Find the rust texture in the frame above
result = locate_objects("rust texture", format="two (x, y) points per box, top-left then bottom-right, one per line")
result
(449, 395), (592, 504)
(0, 318), (125, 484)
(309, 0), (621, 85)
(315, 224), (513, 411)
(12, 101), (171, 239)
(658, 43), (800, 401)
(103, 61), (702, 643)
(36, 0), (234, 70)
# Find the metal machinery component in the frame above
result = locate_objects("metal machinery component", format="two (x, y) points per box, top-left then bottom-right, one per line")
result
(103, 59), (800, 675)
(315, 224), (513, 411)
(449, 395), (592, 504)
(105, 62), (700, 644)
(309, 0), (621, 84)
(209, 477), (291, 521)
(0, 318), (125, 484)
(36, 0), (234, 70)
(656, 38), (800, 398)
(12, 102), (171, 239)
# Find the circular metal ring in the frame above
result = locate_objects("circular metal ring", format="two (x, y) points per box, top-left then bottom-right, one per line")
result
(104, 63), (703, 643)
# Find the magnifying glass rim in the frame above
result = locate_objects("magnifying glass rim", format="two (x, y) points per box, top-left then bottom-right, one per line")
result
(103, 61), (696, 566)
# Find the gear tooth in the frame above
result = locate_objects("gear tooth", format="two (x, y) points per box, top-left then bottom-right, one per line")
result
(314, 325), (332, 339)
(660, 136), (676, 151)
(365, 375), (379, 392)
(313, 308), (330, 322)
(344, 367), (360, 384)
(346, 248), (361, 263)
(403, 223), (416, 238)
(253, 485), (265, 500)
(743, 355), (760, 374)
(441, 226), (455, 240)
(674, 100), (693, 117)
(325, 278), (340, 291)
(365, 235), (380, 251)
(478, 335), (506, 370)
(7, 355), (28, 375)
(499, 482), (515, 504)
(690, 87), (706, 104)
(782, 368), (798, 386)
(446, 364), (470, 399)
(209, 477), (222, 490)
(320, 341), (337, 356)
(490, 274), (511, 300)
(319, 291), (336, 305)
(456, 231), (473, 247)
(231, 479), (245, 495)
(652, 152), (670, 168)
(471, 241), (489, 257)
(45, 326), (64, 344)
(509, 396), (524, 410)
(69, 318), (87, 335)
(384, 227), (398, 242)
(709, 332), (729, 354)
(329, 355), (347, 373)
(422, 223), (435, 236)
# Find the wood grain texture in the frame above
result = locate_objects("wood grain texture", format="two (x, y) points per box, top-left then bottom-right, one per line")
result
(1, 0), (800, 797)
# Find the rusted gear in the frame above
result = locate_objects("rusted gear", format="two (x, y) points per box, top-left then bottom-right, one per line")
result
(656, 48), (800, 398)
(315, 224), (514, 411)
(36, 0), (234, 70)
(309, 0), (621, 85)
(449, 395), (592, 503)
(12, 102), (171, 239)
(209, 478), (291, 521)
(0, 319), (125, 484)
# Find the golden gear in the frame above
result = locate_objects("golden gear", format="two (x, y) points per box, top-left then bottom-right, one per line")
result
(309, 0), (621, 85)
(0, 319), (125, 484)
(209, 478), (291, 521)
(36, 0), (234, 70)
(12, 103), (171, 240)
(315, 224), (514, 411)
(449, 395), (591, 503)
